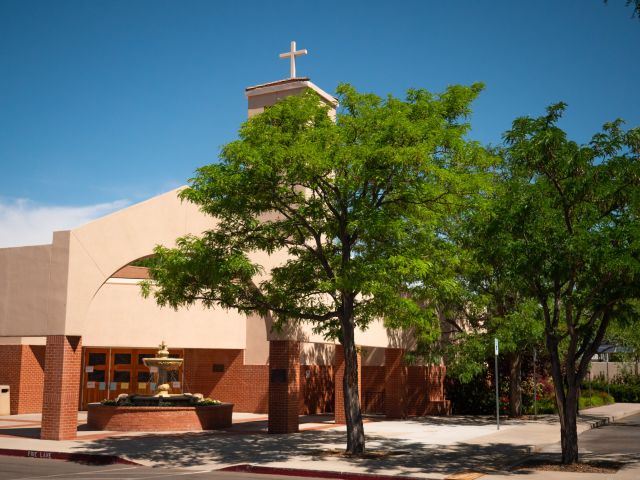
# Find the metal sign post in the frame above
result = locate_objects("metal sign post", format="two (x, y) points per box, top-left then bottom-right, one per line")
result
(533, 348), (537, 419)
(495, 338), (500, 430)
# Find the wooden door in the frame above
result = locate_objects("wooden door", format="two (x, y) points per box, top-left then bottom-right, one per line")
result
(135, 349), (165, 395)
(110, 349), (134, 399)
(81, 349), (109, 409)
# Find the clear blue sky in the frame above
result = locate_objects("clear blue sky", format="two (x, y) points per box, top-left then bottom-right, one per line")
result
(0, 0), (638, 245)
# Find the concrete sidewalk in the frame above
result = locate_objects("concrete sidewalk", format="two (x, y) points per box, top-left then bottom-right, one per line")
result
(1, 403), (639, 479)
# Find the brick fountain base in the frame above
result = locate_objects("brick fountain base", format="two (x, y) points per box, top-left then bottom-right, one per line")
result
(87, 403), (234, 431)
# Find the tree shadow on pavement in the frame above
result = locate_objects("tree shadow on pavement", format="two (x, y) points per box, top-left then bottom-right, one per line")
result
(77, 429), (533, 476)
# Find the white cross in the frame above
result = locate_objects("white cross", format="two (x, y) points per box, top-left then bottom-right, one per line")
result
(279, 41), (308, 79)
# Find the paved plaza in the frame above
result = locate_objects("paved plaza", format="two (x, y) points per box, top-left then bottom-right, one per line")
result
(1, 403), (639, 479)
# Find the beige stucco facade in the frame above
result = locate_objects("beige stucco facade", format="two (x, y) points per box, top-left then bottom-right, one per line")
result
(0, 181), (408, 360)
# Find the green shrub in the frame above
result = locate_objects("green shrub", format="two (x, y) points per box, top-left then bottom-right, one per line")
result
(579, 391), (614, 409)
(196, 398), (222, 406)
(582, 373), (640, 403)
(445, 377), (499, 414)
(608, 383), (640, 402)
(524, 389), (614, 413)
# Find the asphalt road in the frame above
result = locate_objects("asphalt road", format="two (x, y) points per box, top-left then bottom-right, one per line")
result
(578, 412), (640, 456)
(0, 456), (320, 480)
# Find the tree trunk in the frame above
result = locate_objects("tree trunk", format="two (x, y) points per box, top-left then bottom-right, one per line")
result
(546, 330), (580, 465)
(559, 389), (580, 464)
(508, 352), (522, 418)
(340, 309), (365, 454)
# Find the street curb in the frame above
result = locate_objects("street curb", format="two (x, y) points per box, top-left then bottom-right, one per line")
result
(0, 447), (140, 466)
(219, 464), (421, 480)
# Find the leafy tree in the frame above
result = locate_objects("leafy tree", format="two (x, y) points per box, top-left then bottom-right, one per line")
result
(437, 177), (544, 417)
(142, 83), (491, 454)
(486, 104), (640, 464)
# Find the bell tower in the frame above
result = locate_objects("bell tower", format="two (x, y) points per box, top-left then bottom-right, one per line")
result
(245, 41), (337, 118)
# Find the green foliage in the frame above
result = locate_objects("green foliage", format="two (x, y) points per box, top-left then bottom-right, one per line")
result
(524, 388), (614, 414)
(445, 375), (499, 414)
(605, 384), (640, 402)
(130, 255), (161, 268)
(443, 332), (489, 383)
(586, 373), (640, 402)
(196, 398), (222, 406)
(142, 84), (492, 341)
(493, 104), (640, 383)
(579, 391), (615, 409)
(605, 301), (640, 362)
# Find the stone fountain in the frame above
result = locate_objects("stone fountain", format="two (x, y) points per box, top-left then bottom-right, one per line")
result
(143, 340), (184, 397)
(118, 341), (198, 406)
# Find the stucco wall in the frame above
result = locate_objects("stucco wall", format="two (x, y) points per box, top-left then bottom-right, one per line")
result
(0, 244), (62, 337)
(0, 188), (416, 351)
(83, 281), (247, 349)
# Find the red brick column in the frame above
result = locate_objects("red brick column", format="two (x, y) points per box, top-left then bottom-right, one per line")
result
(384, 348), (407, 419)
(334, 344), (361, 424)
(268, 340), (300, 434)
(41, 336), (82, 440)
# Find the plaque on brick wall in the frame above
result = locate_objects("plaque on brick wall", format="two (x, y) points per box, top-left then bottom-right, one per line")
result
(212, 364), (225, 372)
(270, 368), (288, 383)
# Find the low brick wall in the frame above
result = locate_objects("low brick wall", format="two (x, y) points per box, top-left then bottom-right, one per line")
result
(86, 403), (233, 431)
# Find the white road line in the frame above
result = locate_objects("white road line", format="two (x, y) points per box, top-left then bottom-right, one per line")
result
(12, 466), (139, 479)
(132, 471), (211, 479)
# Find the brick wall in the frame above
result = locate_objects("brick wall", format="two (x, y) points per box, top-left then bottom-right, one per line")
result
(183, 348), (268, 413)
(362, 365), (385, 414)
(0, 345), (21, 414)
(384, 348), (408, 418)
(181, 348), (338, 417)
(382, 350), (450, 418)
(0, 342), (449, 422)
(17, 345), (45, 413)
(0, 344), (46, 414)
(407, 365), (449, 415)
(299, 365), (334, 415)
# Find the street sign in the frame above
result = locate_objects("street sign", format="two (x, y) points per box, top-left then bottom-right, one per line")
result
(494, 338), (499, 356)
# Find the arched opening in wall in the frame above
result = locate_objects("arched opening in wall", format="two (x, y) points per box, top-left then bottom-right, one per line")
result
(83, 254), (184, 410)
(108, 255), (158, 282)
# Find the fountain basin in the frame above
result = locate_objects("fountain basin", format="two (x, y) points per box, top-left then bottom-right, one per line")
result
(87, 403), (234, 431)
(142, 357), (183, 369)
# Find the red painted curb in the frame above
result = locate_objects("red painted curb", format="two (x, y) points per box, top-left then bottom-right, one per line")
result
(218, 464), (419, 480)
(0, 447), (140, 465)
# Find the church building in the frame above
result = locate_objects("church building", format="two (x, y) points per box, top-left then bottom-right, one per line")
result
(0, 43), (449, 441)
